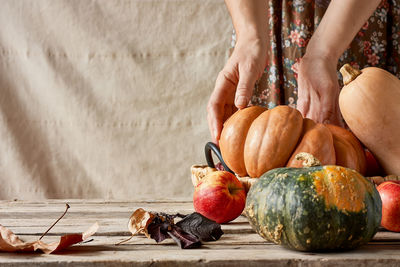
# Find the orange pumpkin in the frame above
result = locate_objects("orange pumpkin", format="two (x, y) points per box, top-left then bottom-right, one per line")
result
(243, 106), (303, 177)
(325, 124), (367, 175)
(220, 105), (366, 178)
(339, 64), (400, 176)
(219, 106), (266, 177)
(287, 118), (335, 168)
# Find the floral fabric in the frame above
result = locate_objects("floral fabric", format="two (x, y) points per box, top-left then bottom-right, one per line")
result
(231, 0), (400, 108)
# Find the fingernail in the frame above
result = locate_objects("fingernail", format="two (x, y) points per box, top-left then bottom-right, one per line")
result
(236, 96), (248, 107)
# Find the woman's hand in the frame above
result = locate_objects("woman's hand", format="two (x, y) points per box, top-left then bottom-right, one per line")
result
(296, 0), (381, 126)
(207, 38), (267, 144)
(296, 54), (344, 126)
(207, 0), (268, 144)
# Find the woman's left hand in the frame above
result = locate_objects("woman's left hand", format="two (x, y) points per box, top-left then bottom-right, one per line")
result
(296, 54), (344, 126)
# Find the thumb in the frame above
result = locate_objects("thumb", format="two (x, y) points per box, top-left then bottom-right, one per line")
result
(235, 67), (258, 109)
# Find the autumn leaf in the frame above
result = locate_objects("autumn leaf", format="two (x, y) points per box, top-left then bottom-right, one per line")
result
(128, 208), (155, 238)
(0, 222), (99, 254)
(176, 212), (223, 242)
(167, 225), (201, 249)
(0, 204), (99, 254)
(120, 208), (223, 249)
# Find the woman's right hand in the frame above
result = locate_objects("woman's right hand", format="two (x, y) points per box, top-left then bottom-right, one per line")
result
(207, 37), (267, 145)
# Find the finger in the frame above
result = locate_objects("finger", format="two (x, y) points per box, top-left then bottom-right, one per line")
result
(307, 89), (321, 122)
(235, 63), (259, 109)
(207, 102), (223, 145)
(296, 76), (310, 117)
(319, 82), (339, 125)
(296, 86), (310, 118)
(296, 93), (310, 118)
(207, 70), (237, 144)
(215, 69), (238, 96)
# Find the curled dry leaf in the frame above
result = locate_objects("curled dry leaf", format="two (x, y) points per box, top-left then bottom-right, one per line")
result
(0, 222), (99, 254)
(191, 164), (256, 193)
(128, 208), (155, 238)
(123, 208), (223, 249)
(191, 165), (217, 187)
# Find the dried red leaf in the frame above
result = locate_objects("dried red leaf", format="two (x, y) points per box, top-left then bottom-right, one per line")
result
(0, 222), (99, 254)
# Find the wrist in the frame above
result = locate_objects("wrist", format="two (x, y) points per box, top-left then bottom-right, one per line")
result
(304, 31), (344, 64)
(225, 0), (269, 47)
(303, 43), (340, 67)
(235, 32), (267, 52)
(235, 28), (268, 46)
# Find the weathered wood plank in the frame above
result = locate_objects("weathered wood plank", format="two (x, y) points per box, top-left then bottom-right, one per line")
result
(1, 200), (399, 267)
(14, 233), (268, 246)
(1, 245), (400, 267)
(1, 218), (252, 236)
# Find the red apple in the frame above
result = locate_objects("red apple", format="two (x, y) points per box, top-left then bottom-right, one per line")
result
(193, 171), (246, 224)
(377, 181), (400, 232)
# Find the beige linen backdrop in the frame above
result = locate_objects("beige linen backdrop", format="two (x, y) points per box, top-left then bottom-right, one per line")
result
(0, 0), (231, 199)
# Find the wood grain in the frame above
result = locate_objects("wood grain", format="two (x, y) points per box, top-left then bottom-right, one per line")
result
(0, 200), (399, 266)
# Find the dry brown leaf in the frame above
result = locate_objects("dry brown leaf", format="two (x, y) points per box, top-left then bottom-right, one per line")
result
(128, 208), (155, 238)
(0, 222), (99, 254)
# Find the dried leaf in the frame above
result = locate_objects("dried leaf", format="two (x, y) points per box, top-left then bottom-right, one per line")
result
(167, 225), (201, 249)
(123, 208), (224, 249)
(0, 225), (28, 252)
(0, 223), (99, 254)
(128, 208), (155, 238)
(176, 212), (223, 242)
(147, 220), (171, 243)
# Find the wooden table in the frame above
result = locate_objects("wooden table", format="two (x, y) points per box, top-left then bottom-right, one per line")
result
(1, 199), (400, 266)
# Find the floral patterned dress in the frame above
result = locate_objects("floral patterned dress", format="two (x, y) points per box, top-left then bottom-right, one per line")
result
(231, 0), (400, 109)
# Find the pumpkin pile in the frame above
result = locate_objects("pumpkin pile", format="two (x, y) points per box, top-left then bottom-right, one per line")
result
(220, 105), (367, 178)
(194, 63), (400, 251)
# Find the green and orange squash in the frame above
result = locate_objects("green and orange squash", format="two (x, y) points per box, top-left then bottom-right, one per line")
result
(245, 153), (381, 251)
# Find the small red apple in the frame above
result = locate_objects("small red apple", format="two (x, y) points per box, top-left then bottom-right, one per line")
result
(377, 181), (400, 232)
(193, 171), (246, 224)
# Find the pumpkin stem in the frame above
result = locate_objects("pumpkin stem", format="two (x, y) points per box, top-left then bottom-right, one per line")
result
(340, 64), (362, 85)
(295, 152), (321, 168)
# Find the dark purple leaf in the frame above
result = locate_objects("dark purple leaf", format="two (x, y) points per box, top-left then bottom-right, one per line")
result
(176, 212), (223, 242)
(147, 220), (170, 243)
(167, 225), (201, 249)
